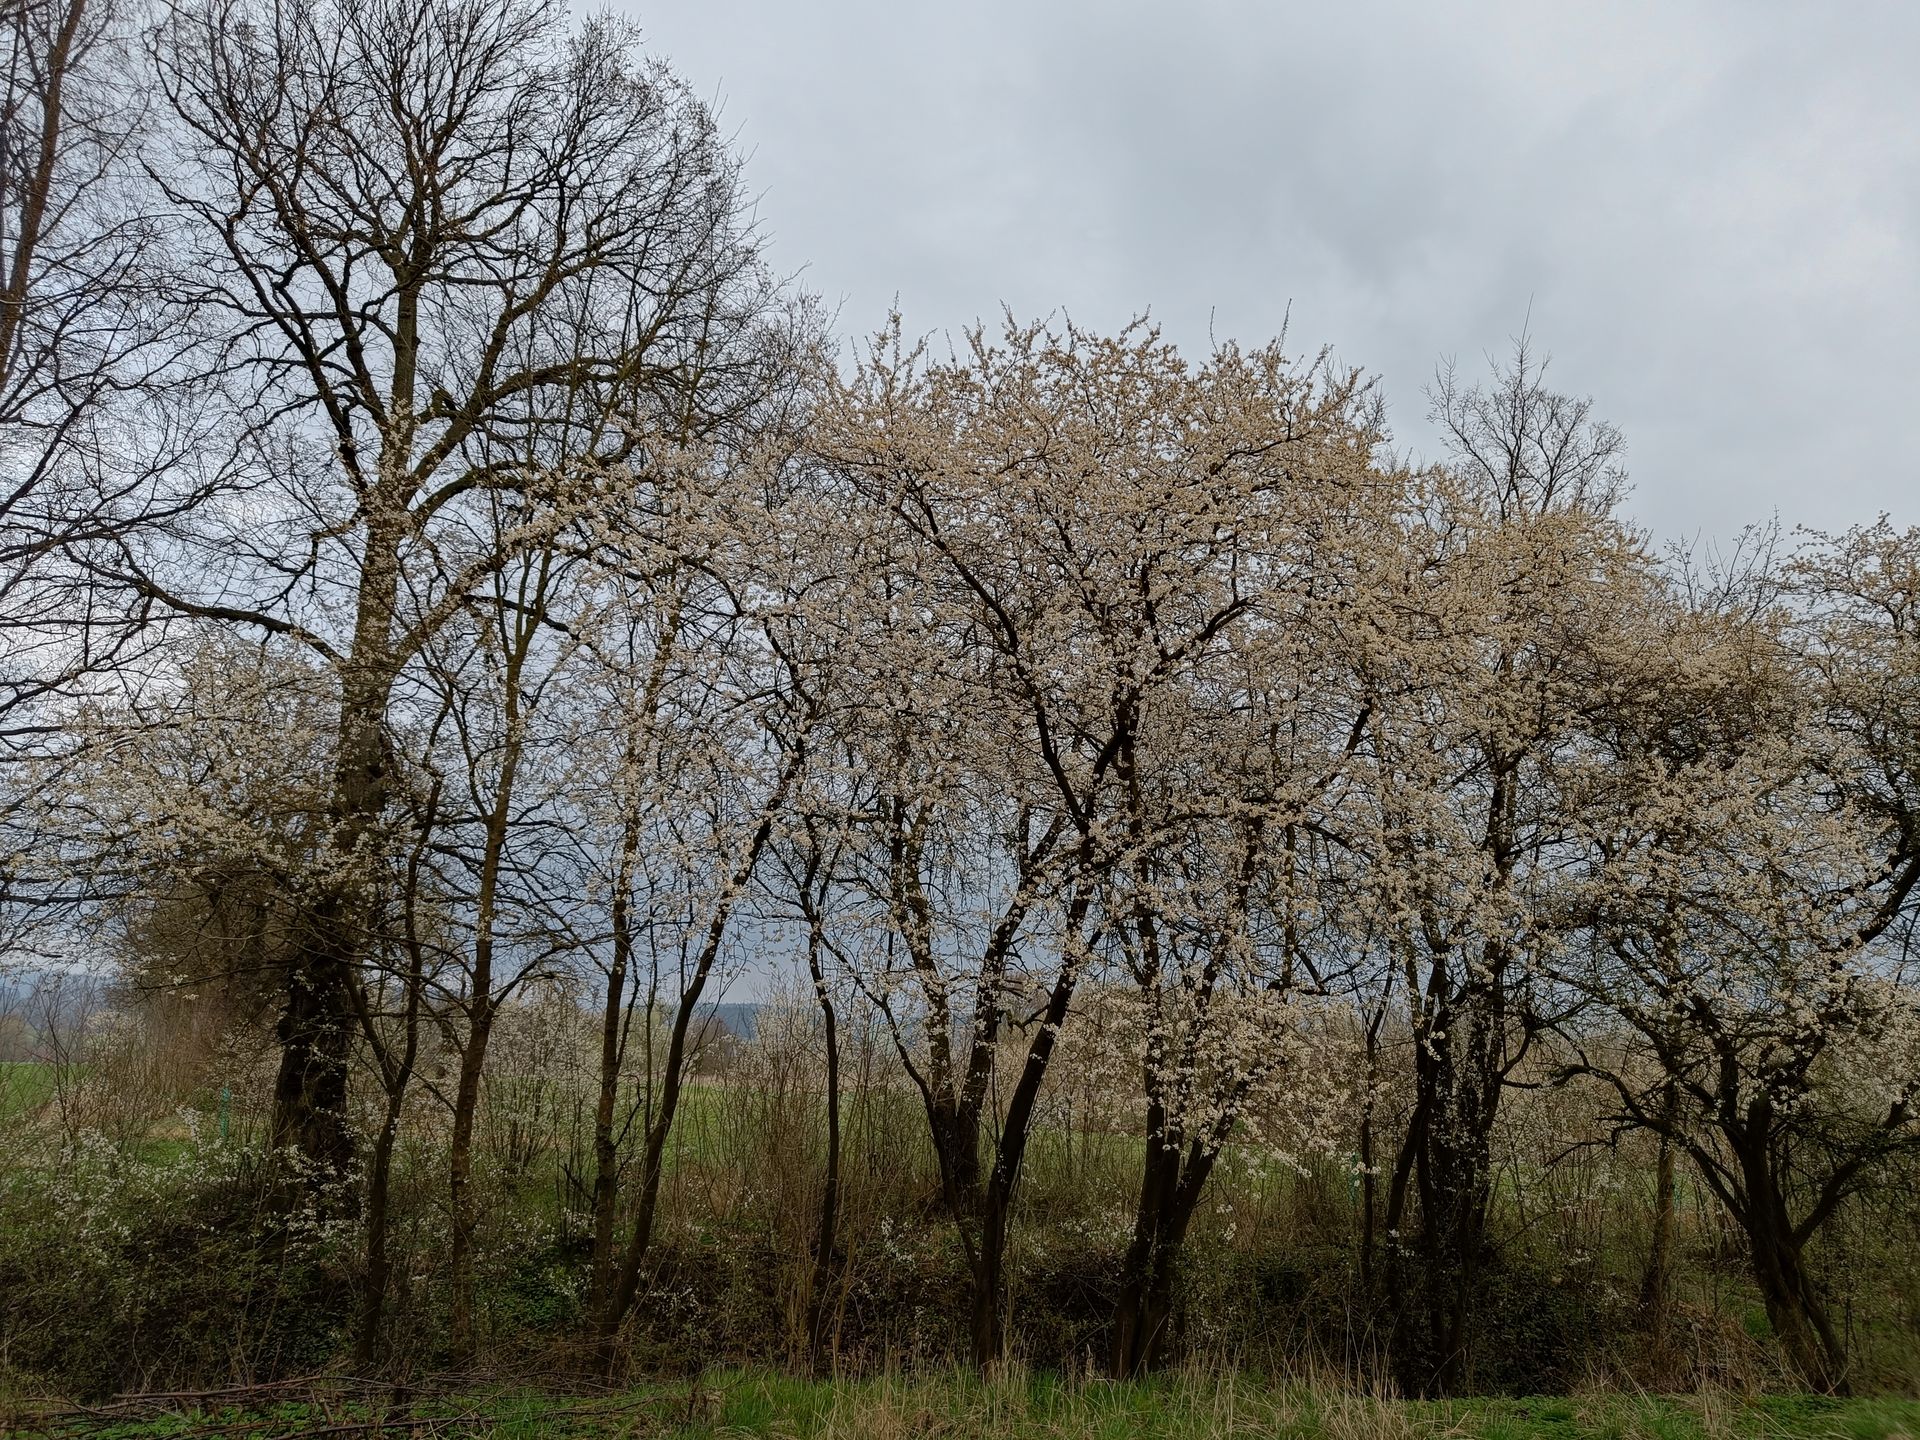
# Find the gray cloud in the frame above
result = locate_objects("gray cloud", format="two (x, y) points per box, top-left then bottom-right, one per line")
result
(630, 0), (1920, 545)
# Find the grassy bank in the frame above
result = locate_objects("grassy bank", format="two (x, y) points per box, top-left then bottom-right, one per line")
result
(10, 1370), (1920, 1440)
(7, 1004), (1918, 1398)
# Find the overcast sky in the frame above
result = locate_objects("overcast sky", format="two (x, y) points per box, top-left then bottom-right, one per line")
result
(626, 1), (1918, 549)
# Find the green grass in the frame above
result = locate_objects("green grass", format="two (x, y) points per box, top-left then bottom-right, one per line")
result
(0, 1060), (60, 1124)
(9, 1370), (1920, 1439)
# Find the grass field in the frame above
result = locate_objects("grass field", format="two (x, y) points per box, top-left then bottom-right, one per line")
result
(0, 1059), (59, 1124)
(10, 1369), (1920, 1439)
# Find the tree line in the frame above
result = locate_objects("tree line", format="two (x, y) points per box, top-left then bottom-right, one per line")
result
(2, 0), (1917, 1399)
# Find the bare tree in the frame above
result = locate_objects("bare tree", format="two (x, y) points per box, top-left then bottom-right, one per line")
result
(413, 510), (583, 1361)
(1, 0), (163, 723)
(0, 0), (220, 967)
(118, 0), (791, 1189)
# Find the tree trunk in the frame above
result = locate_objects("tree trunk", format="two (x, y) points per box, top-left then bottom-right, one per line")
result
(1382, 1089), (1424, 1306)
(1392, 989), (1500, 1397)
(962, 951), (1080, 1371)
(270, 935), (357, 1194)
(1734, 1131), (1848, 1394)
(1420, 1091), (1495, 1394)
(272, 512), (405, 1191)
(1111, 1130), (1176, 1378)
(1110, 1129), (1213, 1376)
(355, 1108), (401, 1368)
(357, 1010), (424, 1368)
(1640, 1101), (1676, 1324)
(446, 997), (494, 1362)
(930, 1097), (983, 1210)
(594, 794), (789, 1357)
(587, 916), (631, 1317)
(968, 1185), (1009, 1370)
(585, 810), (646, 1319)
(353, 823), (432, 1371)
(446, 576), (537, 1364)
(1421, 1155), (1490, 1396)
(1750, 1216), (1845, 1393)
(1359, 1004), (1386, 1296)
(804, 914), (842, 1372)
(596, 1023), (689, 1351)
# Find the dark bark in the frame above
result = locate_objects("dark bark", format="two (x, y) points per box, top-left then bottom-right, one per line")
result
(271, 516), (405, 1190)
(1731, 1120), (1848, 1393)
(586, 631), (678, 1323)
(445, 996), (493, 1360)
(353, 941), (426, 1366)
(1639, 1082), (1677, 1325)
(1385, 750), (1526, 1397)
(968, 1188), (1010, 1368)
(804, 908), (842, 1371)
(1110, 1124), (1215, 1376)
(446, 566), (541, 1364)
(349, 780), (435, 1369)
(928, 1098), (983, 1209)
(1749, 1217), (1845, 1395)
(269, 928), (358, 1189)
(1384, 977), (1505, 1397)
(1358, 1001), (1387, 1295)
(586, 815), (639, 1320)
(597, 971), (706, 1345)
(355, 1047), (418, 1365)
(1382, 1087), (1422, 1280)
(962, 940), (1080, 1370)
(355, 1108), (400, 1367)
